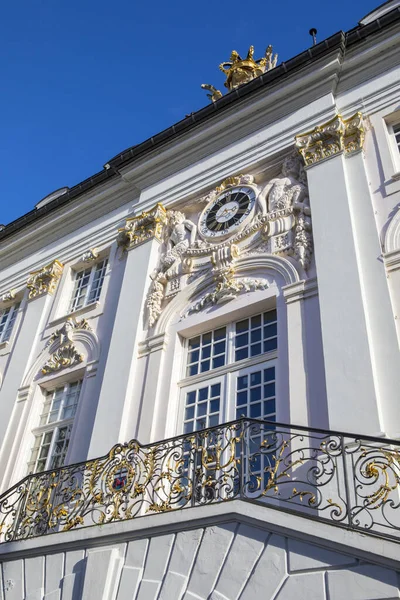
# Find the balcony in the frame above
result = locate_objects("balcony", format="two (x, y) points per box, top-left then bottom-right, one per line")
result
(0, 418), (399, 543)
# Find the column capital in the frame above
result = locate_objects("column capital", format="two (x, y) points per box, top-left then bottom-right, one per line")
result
(295, 112), (365, 167)
(26, 259), (64, 300)
(117, 203), (167, 251)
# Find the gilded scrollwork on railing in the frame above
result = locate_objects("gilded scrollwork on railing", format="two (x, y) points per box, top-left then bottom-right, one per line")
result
(0, 419), (399, 543)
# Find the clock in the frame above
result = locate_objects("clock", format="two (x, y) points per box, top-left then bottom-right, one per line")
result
(198, 186), (257, 241)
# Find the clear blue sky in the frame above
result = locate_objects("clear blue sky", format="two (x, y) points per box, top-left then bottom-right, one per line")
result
(0, 0), (379, 226)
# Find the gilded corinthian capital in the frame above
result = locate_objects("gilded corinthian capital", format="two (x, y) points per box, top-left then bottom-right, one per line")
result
(26, 259), (64, 300)
(117, 203), (167, 251)
(295, 112), (365, 166)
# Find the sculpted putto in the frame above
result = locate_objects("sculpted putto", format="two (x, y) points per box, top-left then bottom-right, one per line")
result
(147, 210), (197, 327)
(258, 155), (307, 214)
(159, 211), (197, 277)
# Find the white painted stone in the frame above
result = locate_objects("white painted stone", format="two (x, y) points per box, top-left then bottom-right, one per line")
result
(184, 524), (236, 600)
(0, 565), (4, 600)
(212, 524), (268, 600)
(44, 553), (64, 600)
(25, 556), (44, 600)
(61, 549), (85, 600)
(159, 529), (203, 600)
(140, 534), (174, 581)
(327, 565), (400, 600)
(117, 538), (148, 600)
(2, 559), (23, 600)
(81, 547), (123, 600)
(124, 538), (148, 568)
(135, 579), (161, 600)
(239, 534), (286, 600)
(136, 534), (174, 600)
(288, 538), (356, 571)
(159, 572), (187, 600)
(276, 572), (325, 600)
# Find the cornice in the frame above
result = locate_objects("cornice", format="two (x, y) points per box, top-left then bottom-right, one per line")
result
(0, 182), (133, 272)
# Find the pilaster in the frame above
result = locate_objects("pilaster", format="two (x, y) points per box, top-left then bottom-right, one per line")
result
(295, 113), (399, 435)
(87, 205), (167, 457)
(0, 260), (64, 489)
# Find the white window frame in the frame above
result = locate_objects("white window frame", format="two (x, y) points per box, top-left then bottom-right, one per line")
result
(179, 309), (278, 435)
(69, 259), (108, 313)
(0, 302), (20, 345)
(28, 380), (82, 474)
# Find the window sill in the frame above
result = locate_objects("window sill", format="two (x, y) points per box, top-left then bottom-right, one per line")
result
(49, 302), (100, 327)
(0, 340), (9, 351)
(384, 174), (400, 196)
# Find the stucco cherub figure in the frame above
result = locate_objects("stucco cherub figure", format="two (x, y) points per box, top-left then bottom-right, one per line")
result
(293, 167), (313, 269)
(258, 155), (306, 215)
(147, 210), (197, 327)
(159, 210), (197, 278)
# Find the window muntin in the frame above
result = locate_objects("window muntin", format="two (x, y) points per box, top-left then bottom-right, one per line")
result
(183, 379), (223, 434)
(234, 310), (277, 361)
(186, 327), (227, 376)
(0, 303), (20, 343)
(69, 259), (107, 313)
(181, 309), (277, 432)
(28, 381), (82, 474)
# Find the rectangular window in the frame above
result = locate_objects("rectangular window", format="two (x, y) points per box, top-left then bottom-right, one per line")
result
(181, 309), (277, 432)
(394, 123), (400, 155)
(28, 381), (82, 474)
(0, 303), (20, 343)
(69, 259), (108, 313)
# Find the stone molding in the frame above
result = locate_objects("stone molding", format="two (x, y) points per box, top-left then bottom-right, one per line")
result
(26, 259), (64, 300)
(117, 204), (167, 251)
(282, 278), (318, 304)
(295, 112), (365, 166)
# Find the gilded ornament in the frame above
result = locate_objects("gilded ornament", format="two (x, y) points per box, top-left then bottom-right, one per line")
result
(81, 248), (99, 263)
(41, 343), (83, 375)
(295, 112), (365, 166)
(186, 269), (269, 315)
(26, 260), (64, 299)
(202, 45), (278, 102)
(0, 290), (16, 303)
(117, 204), (167, 251)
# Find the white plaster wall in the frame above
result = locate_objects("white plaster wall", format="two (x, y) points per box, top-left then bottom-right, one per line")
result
(0, 518), (399, 600)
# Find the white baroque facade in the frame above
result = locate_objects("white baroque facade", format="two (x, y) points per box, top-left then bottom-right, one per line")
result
(0, 2), (400, 598)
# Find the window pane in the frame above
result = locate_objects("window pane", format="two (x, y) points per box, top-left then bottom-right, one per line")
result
(189, 336), (200, 350)
(214, 327), (226, 341)
(236, 319), (248, 333)
(210, 383), (221, 397)
(186, 391), (196, 405)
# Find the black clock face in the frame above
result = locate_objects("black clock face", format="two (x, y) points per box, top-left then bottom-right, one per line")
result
(199, 186), (256, 240)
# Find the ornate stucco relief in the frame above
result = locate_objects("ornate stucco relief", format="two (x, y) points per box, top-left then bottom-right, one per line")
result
(46, 317), (92, 348)
(139, 153), (312, 328)
(117, 204), (167, 251)
(39, 318), (92, 376)
(26, 260), (64, 300)
(186, 270), (269, 316)
(41, 343), (83, 375)
(295, 112), (365, 166)
(81, 248), (99, 263)
(0, 290), (16, 303)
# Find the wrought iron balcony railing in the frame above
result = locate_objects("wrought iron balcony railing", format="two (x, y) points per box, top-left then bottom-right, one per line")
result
(0, 418), (399, 543)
